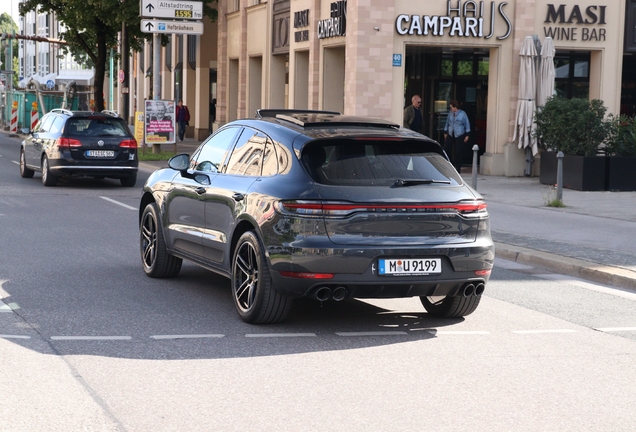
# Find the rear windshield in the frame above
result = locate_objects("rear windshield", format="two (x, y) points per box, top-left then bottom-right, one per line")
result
(301, 140), (462, 186)
(65, 118), (129, 137)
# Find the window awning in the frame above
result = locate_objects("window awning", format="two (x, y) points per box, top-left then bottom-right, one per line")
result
(56, 69), (95, 86)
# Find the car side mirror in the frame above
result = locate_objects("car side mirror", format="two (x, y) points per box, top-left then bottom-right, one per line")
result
(21, 128), (31, 135)
(168, 153), (190, 172)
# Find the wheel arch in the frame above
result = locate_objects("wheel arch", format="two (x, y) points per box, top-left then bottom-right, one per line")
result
(230, 219), (261, 264)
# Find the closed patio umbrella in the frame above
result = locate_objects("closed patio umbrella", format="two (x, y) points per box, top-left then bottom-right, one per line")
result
(512, 36), (538, 158)
(537, 37), (556, 108)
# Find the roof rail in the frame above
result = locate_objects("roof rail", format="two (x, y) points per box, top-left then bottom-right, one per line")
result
(255, 109), (340, 119)
(101, 110), (119, 118)
(275, 113), (400, 129)
(50, 108), (73, 116)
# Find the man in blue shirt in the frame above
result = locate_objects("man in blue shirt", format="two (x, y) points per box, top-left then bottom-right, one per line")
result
(443, 100), (471, 172)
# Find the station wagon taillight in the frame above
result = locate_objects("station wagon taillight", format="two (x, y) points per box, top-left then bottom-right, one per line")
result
(56, 137), (82, 148)
(119, 139), (138, 148)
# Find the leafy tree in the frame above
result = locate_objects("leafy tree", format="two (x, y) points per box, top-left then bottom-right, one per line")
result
(0, 12), (19, 88)
(19, 0), (217, 111)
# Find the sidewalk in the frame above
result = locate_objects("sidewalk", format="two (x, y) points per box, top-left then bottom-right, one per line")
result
(136, 138), (636, 292)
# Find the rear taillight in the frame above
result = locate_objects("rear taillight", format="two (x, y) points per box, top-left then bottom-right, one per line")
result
(119, 139), (138, 148)
(276, 200), (488, 218)
(279, 271), (334, 279)
(56, 137), (82, 149)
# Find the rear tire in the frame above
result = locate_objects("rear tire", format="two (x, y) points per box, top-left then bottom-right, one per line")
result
(232, 231), (292, 324)
(140, 202), (182, 278)
(420, 293), (481, 318)
(41, 156), (57, 186)
(121, 172), (137, 187)
(20, 149), (34, 178)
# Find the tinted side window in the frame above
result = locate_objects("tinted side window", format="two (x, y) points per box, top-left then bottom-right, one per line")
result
(50, 116), (65, 134)
(193, 127), (240, 172)
(225, 128), (265, 176)
(36, 115), (55, 133)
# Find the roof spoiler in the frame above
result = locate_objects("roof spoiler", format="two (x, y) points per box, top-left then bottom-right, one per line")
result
(255, 109), (340, 118)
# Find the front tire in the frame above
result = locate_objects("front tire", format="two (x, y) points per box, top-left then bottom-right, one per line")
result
(20, 149), (34, 178)
(41, 156), (57, 186)
(232, 231), (291, 324)
(140, 202), (182, 278)
(420, 293), (481, 318)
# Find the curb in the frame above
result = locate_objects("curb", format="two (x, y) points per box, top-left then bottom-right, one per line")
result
(495, 242), (636, 292)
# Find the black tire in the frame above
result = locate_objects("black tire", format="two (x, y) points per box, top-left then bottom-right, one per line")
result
(121, 172), (137, 187)
(41, 156), (57, 186)
(140, 202), (182, 278)
(232, 231), (292, 324)
(420, 294), (481, 318)
(20, 149), (34, 178)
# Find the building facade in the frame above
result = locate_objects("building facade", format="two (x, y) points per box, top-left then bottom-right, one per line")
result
(213, 0), (627, 176)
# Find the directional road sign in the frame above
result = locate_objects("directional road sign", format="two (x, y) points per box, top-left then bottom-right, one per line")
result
(141, 19), (204, 35)
(141, 0), (203, 20)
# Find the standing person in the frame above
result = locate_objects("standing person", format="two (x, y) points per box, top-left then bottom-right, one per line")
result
(176, 99), (190, 142)
(403, 95), (423, 133)
(443, 100), (471, 172)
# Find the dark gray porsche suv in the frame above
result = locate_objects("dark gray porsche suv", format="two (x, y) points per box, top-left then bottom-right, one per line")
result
(139, 110), (494, 323)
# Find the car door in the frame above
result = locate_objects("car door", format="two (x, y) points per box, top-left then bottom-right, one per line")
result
(203, 127), (265, 266)
(25, 114), (53, 167)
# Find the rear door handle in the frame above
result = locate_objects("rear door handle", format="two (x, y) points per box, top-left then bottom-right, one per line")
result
(232, 193), (244, 202)
(195, 187), (206, 195)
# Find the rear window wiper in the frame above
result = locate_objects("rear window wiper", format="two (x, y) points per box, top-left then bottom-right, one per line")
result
(393, 179), (451, 187)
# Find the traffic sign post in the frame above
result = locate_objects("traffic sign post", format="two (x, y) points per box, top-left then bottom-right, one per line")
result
(141, 0), (203, 20)
(140, 19), (204, 35)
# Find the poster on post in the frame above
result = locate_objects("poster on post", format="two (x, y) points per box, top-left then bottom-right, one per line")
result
(144, 100), (176, 145)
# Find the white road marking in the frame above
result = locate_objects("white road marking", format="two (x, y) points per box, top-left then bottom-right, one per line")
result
(11, 160), (18, 165)
(594, 327), (636, 332)
(151, 334), (225, 339)
(336, 331), (408, 337)
(245, 333), (316, 338)
(494, 259), (534, 270)
(0, 335), (31, 339)
(99, 196), (136, 210)
(429, 330), (490, 335)
(0, 302), (19, 312)
(512, 329), (577, 334)
(51, 336), (132, 340)
(535, 273), (636, 301)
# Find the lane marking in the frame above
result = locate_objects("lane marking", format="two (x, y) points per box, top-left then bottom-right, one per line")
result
(51, 336), (132, 341)
(336, 331), (408, 337)
(512, 329), (577, 334)
(151, 334), (225, 339)
(99, 196), (136, 210)
(245, 333), (316, 338)
(534, 273), (636, 301)
(595, 327), (636, 332)
(429, 330), (490, 335)
(1, 335), (31, 339)
(0, 302), (19, 312)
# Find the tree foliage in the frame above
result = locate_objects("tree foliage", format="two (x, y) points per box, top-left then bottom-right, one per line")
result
(0, 12), (19, 88)
(19, 0), (217, 111)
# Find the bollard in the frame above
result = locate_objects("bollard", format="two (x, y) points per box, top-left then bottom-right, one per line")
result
(556, 151), (564, 201)
(471, 144), (479, 190)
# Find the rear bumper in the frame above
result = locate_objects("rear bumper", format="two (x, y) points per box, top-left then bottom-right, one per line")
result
(49, 158), (138, 178)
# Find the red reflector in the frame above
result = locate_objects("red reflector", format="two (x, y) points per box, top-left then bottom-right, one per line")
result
(119, 139), (138, 148)
(279, 271), (334, 279)
(474, 269), (492, 276)
(57, 137), (82, 148)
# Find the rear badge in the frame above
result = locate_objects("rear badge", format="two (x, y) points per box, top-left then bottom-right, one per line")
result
(98, 140), (104, 147)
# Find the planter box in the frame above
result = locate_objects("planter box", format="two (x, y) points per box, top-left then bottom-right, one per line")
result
(539, 151), (608, 191)
(608, 157), (636, 191)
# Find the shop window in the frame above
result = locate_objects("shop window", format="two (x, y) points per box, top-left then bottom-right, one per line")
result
(441, 58), (453, 77)
(554, 51), (590, 99)
(457, 59), (473, 76)
(478, 58), (489, 76)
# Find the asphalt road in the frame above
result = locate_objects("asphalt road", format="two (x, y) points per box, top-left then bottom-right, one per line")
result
(2, 134), (636, 431)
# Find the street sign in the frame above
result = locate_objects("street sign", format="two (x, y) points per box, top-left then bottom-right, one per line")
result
(141, 19), (204, 35)
(140, 0), (203, 20)
(46, 80), (55, 89)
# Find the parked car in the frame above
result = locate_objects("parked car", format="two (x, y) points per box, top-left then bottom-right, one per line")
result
(20, 109), (138, 187)
(139, 110), (494, 323)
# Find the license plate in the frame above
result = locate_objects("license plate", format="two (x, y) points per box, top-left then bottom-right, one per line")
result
(378, 258), (442, 276)
(86, 150), (114, 158)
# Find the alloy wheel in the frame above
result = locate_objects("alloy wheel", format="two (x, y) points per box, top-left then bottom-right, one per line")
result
(233, 241), (259, 312)
(141, 211), (158, 270)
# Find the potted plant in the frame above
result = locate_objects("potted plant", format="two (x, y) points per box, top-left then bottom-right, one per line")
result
(605, 115), (636, 191)
(535, 97), (612, 191)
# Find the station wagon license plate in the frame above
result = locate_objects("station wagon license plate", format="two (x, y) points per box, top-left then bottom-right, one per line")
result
(86, 150), (114, 158)
(378, 258), (442, 276)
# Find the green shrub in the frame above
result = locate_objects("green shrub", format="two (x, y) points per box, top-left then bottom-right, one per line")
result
(606, 114), (636, 157)
(535, 97), (612, 157)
